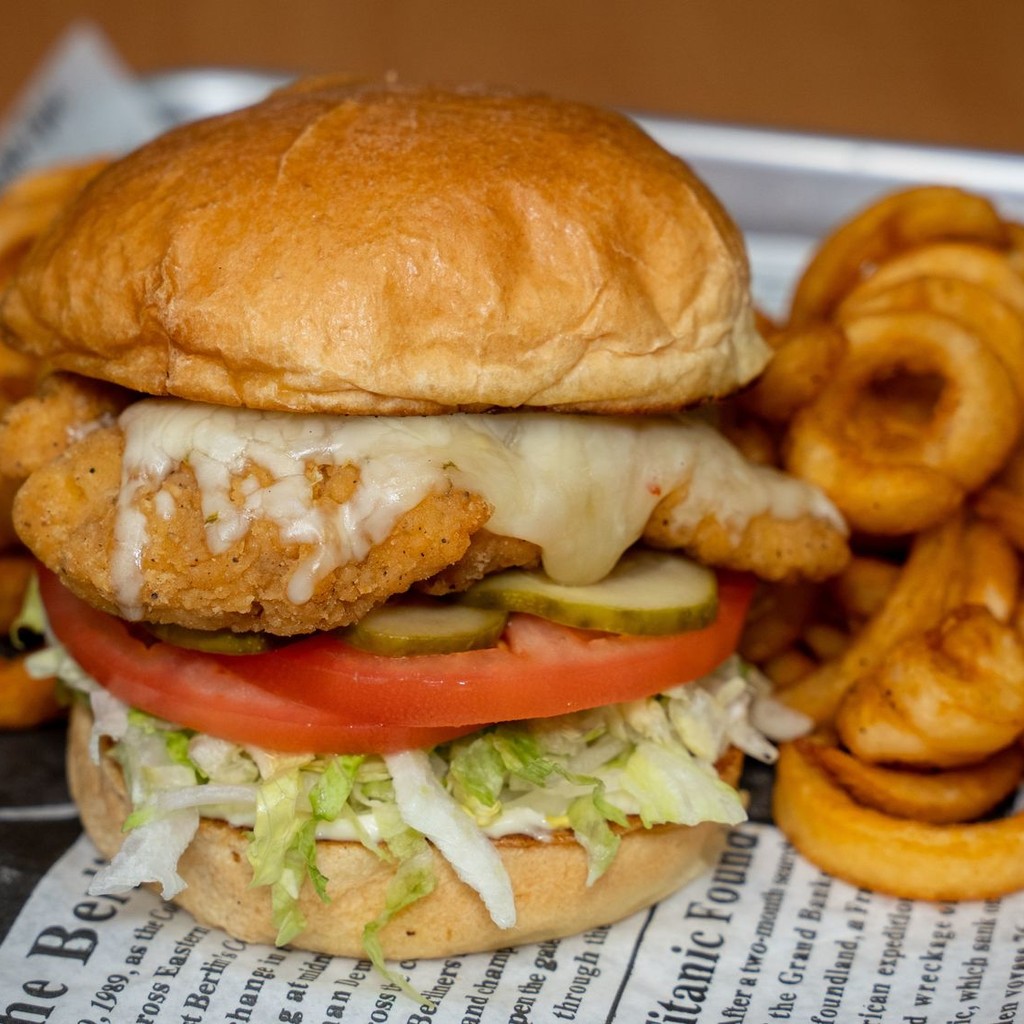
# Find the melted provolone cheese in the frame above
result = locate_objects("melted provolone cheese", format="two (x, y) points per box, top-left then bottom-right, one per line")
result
(112, 401), (842, 619)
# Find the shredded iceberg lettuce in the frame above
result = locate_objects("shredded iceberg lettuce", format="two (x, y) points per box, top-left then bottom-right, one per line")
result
(93, 807), (200, 899)
(88, 710), (207, 899)
(361, 814), (436, 997)
(55, 638), (790, 960)
(567, 792), (623, 885)
(387, 748), (516, 929)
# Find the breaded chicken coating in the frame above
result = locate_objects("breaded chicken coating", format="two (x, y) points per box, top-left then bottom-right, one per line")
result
(15, 426), (495, 634)
(416, 532), (542, 595)
(0, 372), (130, 480)
(644, 487), (850, 584)
(11, 405), (849, 635)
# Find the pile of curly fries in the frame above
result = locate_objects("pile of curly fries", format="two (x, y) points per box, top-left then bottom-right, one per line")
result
(727, 185), (1024, 900)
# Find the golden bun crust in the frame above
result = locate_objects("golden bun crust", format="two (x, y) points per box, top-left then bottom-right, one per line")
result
(4, 78), (768, 414)
(67, 702), (739, 958)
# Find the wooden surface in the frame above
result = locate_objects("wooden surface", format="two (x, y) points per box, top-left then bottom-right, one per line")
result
(2, 1), (1023, 154)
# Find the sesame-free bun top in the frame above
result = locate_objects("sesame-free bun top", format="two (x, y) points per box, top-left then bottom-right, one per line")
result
(0, 77), (769, 414)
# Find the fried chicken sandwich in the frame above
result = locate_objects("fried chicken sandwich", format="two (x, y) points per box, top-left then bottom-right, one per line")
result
(0, 77), (848, 963)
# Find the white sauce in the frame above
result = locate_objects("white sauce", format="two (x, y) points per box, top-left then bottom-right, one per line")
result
(112, 401), (842, 620)
(216, 802), (558, 845)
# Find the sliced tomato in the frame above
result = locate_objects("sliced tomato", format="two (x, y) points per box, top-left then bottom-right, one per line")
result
(227, 572), (753, 726)
(40, 569), (753, 755)
(39, 572), (476, 754)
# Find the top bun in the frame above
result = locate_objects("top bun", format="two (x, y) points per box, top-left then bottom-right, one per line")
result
(0, 77), (769, 414)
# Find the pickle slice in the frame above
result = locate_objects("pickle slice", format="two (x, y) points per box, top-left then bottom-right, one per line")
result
(462, 549), (718, 635)
(340, 602), (509, 656)
(144, 622), (277, 654)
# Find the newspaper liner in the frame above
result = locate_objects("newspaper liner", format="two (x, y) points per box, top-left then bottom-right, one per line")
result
(3, 825), (1024, 1023)
(3, 22), (1024, 1024)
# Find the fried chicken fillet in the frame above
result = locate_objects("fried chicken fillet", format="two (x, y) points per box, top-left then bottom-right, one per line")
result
(6, 383), (847, 634)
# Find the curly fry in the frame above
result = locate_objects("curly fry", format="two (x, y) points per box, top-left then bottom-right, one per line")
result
(1006, 221), (1024, 277)
(0, 655), (62, 729)
(780, 513), (966, 724)
(788, 187), (1008, 326)
(838, 275), (1024, 406)
(0, 475), (20, 551)
(0, 159), (108, 285)
(717, 408), (778, 466)
(954, 519), (1021, 622)
(0, 160), (111, 406)
(0, 554), (34, 631)
(773, 738), (1024, 901)
(975, 484), (1024, 552)
(850, 241), (1024, 316)
(801, 622), (849, 662)
(738, 580), (820, 663)
(836, 605), (1024, 768)
(994, 439), (1024, 495)
(739, 322), (847, 423)
(760, 646), (818, 689)
(830, 555), (900, 627)
(765, 185), (1024, 904)
(784, 311), (1021, 533)
(811, 741), (1024, 825)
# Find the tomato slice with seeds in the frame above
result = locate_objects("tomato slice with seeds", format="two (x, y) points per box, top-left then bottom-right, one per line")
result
(40, 569), (753, 755)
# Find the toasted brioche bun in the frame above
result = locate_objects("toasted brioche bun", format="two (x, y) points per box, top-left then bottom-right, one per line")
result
(1, 78), (768, 416)
(67, 701), (742, 958)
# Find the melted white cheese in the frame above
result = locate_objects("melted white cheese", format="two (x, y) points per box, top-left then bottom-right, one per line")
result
(112, 401), (842, 619)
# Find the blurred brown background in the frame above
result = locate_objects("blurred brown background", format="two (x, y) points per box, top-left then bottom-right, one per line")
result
(2, 0), (1023, 154)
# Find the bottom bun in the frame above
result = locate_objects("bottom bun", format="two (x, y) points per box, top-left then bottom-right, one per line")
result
(68, 702), (741, 958)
